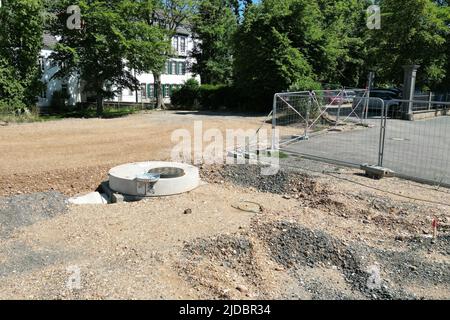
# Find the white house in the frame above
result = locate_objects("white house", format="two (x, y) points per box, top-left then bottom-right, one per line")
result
(112, 26), (200, 105)
(37, 27), (200, 110)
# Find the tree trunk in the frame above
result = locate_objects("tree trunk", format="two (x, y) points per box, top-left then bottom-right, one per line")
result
(154, 72), (165, 110)
(96, 93), (104, 117)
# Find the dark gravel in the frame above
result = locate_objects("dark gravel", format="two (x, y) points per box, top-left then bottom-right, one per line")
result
(201, 164), (326, 197)
(255, 221), (401, 299)
(407, 234), (450, 256)
(0, 192), (68, 238)
(181, 218), (449, 300)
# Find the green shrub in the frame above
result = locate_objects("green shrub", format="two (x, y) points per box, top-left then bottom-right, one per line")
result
(50, 89), (70, 113)
(171, 78), (201, 109)
(0, 59), (26, 113)
(171, 79), (245, 111)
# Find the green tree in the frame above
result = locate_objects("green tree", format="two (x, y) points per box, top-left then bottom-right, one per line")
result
(191, 0), (237, 84)
(49, 0), (165, 115)
(370, 0), (449, 89)
(0, 58), (26, 111)
(234, 2), (317, 111)
(0, 0), (44, 109)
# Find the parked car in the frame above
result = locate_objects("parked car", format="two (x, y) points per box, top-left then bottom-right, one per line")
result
(324, 90), (358, 105)
(353, 89), (402, 117)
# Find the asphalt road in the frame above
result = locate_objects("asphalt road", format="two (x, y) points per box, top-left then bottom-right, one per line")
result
(283, 116), (450, 186)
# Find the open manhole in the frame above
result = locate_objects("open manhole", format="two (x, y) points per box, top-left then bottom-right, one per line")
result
(108, 162), (199, 197)
(148, 167), (186, 179)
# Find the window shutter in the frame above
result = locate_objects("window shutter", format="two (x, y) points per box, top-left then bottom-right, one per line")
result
(162, 84), (166, 97)
(168, 61), (172, 75)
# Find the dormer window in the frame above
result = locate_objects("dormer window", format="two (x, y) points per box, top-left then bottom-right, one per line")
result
(39, 58), (45, 71)
(172, 35), (187, 55)
(172, 37), (179, 52)
(180, 37), (186, 55)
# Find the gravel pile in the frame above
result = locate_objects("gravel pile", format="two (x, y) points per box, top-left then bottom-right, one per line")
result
(407, 234), (450, 256)
(201, 164), (327, 197)
(255, 221), (401, 299)
(181, 218), (450, 300)
(0, 192), (68, 238)
(181, 234), (264, 299)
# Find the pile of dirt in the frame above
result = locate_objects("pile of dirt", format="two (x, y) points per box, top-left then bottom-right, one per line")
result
(0, 192), (68, 238)
(179, 234), (266, 299)
(179, 217), (449, 300)
(0, 165), (111, 197)
(254, 221), (404, 299)
(202, 164), (329, 199)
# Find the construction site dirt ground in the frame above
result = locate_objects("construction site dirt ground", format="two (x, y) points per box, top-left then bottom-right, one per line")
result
(0, 111), (449, 300)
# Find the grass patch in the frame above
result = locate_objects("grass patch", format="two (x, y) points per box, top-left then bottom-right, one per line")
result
(0, 107), (137, 124)
(0, 112), (42, 123)
(46, 107), (137, 119)
(259, 150), (289, 159)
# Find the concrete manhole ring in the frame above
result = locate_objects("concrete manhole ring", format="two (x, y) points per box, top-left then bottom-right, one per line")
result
(108, 161), (200, 197)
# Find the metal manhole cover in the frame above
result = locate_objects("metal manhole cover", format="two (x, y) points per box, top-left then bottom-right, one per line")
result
(148, 167), (185, 179)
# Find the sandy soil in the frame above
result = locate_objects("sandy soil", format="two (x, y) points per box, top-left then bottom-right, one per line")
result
(0, 111), (268, 197)
(0, 112), (449, 300)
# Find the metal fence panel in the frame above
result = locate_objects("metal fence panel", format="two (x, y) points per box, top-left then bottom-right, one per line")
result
(382, 100), (450, 186)
(275, 90), (386, 167)
(274, 90), (450, 187)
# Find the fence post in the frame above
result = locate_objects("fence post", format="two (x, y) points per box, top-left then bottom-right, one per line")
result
(305, 95), (311, 140)
(378, 100), (387, 167)
(271, 94), (277, 151)
(428, 91), (432, 110)
(336, 90), (342, 127)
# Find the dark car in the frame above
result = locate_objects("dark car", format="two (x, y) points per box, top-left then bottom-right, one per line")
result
(353, 89), (402, 117)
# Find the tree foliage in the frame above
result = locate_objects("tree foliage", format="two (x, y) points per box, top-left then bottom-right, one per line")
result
(191, 0), (237, 84)
(48, 0), (169, 115)
(0, 0), (44, 110)
(369, 0), (450, 89)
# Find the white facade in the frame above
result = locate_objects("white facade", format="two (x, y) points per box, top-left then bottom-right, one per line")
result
(37, 49), (82, 108)
(114, 33), (200, 105)
(37, 31), (200, 109)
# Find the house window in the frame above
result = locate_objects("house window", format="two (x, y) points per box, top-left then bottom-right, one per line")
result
(164, 61), (169, 74)
(172, 36), (179, 52)
(141, 83), (146, 97)
(147, 83), (155, 98)
(164, 84), (170, 98)
(61, 83), (68, 96)
(39, 58), (45, 71)
(179, 62), (186, 75)
(180, 37), (186, 54)
(172, 61), (177, 75)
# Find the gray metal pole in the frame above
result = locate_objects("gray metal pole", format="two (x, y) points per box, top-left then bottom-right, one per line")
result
(378, 100), (386, 167)
(428, 91), (432, 110)
(336, 90), (342, 127)
(271, 94), (277, 151)
(366, 72), (375, 122)
(305, 95), (311, 139)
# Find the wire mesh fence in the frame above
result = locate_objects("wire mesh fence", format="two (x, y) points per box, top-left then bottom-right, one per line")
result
(274, 90), (450, 187)
(382, 100), (450, 186)
(273, 89), (379, 142)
